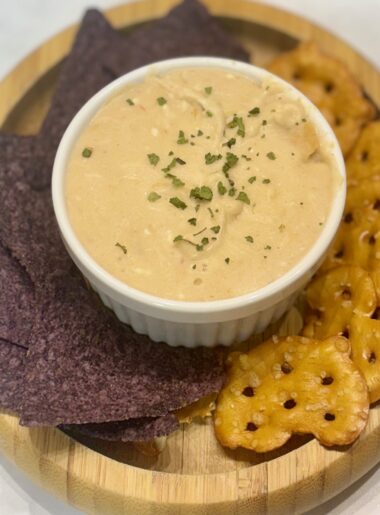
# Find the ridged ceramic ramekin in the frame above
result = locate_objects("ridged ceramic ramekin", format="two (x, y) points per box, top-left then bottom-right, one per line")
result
(52, 57), (346, 348)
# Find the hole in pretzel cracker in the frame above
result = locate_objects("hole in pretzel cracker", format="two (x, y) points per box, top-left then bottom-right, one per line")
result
(368, 234), (376, 245)
(281, 362), (293, 374)
(373, 199), (380, 211)
(361, 150), (369, 161)
(324, 413), (336, 421)
(334, 249), (344, 259)
(283, 399), (296, 409)
(324, 82), (335, 93)
(246, 422), (258, 431)
(340, 287), (351, 300)
(368, 351), (376, 363)
(341, 327), (350, 338)
(242, 386), (255, 397)
(343, 212), (353, 224)
(292, 71), (301, 80)
(321, 376), (334, 385)
(335, 116), (342, 127)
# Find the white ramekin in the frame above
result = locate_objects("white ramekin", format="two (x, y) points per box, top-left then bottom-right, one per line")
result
(52, 57), (346, 348)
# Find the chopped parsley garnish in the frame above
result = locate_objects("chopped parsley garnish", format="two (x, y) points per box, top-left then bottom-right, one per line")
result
(223, 137), (236, 148)
(177, 130), (188, 144)
(170, 197), (187, 210)
(222, 152), (239, 181)
(190, 186), (213, 202)
(248, 176), (256, 184)
(193, 227), (207, 237)
(162, 157), (177, 173)
(147, 153), (160, 166)
(192, 264), (197, 270)
(173, 235), (196, 247)
(188, 218), (197, 226)
(205, 152), (222, 164)
(147, 192), (161, 202)
(115, 242), (127, 254)
(211, 225), (221, 234)
(262, 120), (267, 126)
(225, 257), (230, 264)
(201, 237), (209, 246)
(170, 175), (185, 187)
(197, 129), (204, 136)
(126, 98), (134, 106)
(264, 245), (272, 250)
(248, 107), (260, 116)
(228, 187), (237, 197)
(207, 207), (214, 218)
(204, 86), (213, 95)
(168, 150), (174, 156)
(262, 178), (271, 184)
(157, 97), (167, 106)
(266, 152), (276, 160)
(176, 157), (186, 165)
(206, 110), (213, 117)
(236, 191), (250, 205)
(279, 224), (286, 231)
(245, 235), (254, 243)
(227, 115), (245, 137)
(82, 147), (92, 158)
(241, 154), (252, 161)
(218, 181), (227, 195)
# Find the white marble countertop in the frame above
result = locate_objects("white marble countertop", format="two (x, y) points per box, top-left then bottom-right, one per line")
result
(1, 1), (380, 513)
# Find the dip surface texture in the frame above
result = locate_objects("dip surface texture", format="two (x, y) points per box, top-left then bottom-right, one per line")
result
(66, 68), (338, 301)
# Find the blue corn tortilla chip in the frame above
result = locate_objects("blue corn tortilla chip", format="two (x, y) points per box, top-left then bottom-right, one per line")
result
(20, 273), (224, 426)
(37, 3), (249, 189)
(61, 414), (178, 442)
(0, 339), (26, 412)
(0, 243), (35, 348)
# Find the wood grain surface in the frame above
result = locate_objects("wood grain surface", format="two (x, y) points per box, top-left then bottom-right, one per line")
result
(1, 1), (380, 513)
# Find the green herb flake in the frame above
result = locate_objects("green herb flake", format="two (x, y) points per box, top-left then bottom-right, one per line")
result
(192, 227), (205, 238)
(173, 235), (183, 242)
(197, 129), (204, 137)
(206, 110), (213, 117)
(177, 130), (188, 145)
(262, 120), (267, 126)
(147, 153), (160, 166)
(170, 197), (187, 210)
(223, 137), (236, 149)
(211, 225), (221, 234)
(227, 115), (245, 137)
(266, 152), (276, 160)
(208, 207), (214, 218)
(190, 186), (213, 202)
(223, 152), (239, 174)
(248, 107), (260, 117)
(147, 192), (161, 202)
(245, 235), (254, 243)
(225, 257), (230, 264)
(171, 176), (185, 187)
(201, 237), (209, 246)
(241, 154), (252, 161)
(279, 224), (286, 231)
(157, 97), (167, 106)
(176, 157), (186, 165)
(192, 264), (197, 270)
(205, 152), (222, 165)
(218, 182), (227, 195)
(188, 218), (197, 226)
(82, 147), (92, 158)
(228, 187), (237, 197)
(162, 157), (177, 173)
(264, 245), (272, 250)
(248, 176), (256, 184)
(126, 98), (134, 106)
(204, 86), (213, 95)
(236, 191), (250, 205)
(262, 178), (271, 184)
(115, 242), (127, 254)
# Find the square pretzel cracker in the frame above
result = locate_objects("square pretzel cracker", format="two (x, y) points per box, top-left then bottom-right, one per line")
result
(346, 121), (380, 184)
(303, 265), (376, 339)
(349, 314), (380, 404)
(267, 42), (375, 155)
(214, 335), (369, 452)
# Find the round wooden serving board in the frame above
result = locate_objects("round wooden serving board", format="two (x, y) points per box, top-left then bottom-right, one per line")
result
(1, 1), (380, 513)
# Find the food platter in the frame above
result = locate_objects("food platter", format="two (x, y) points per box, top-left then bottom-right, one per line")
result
(1, 1), (380, 513)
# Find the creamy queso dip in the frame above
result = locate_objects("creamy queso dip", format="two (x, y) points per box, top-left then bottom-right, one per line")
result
(66, 68), (339, 301)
